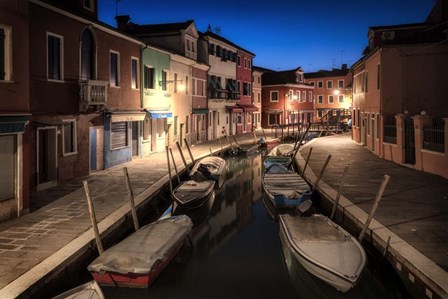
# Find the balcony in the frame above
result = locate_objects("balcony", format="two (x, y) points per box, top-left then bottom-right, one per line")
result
(79, 80), (108, 111)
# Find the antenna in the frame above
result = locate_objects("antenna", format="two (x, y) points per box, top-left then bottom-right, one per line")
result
(332, 58), (336, 68)
(115, 0), (121, 18)
(340, 50), (344, 67)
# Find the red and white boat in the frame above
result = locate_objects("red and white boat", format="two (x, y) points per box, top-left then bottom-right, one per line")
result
(87, 215), (192, 288)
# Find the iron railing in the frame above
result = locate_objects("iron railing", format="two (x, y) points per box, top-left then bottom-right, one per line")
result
(423, 121), (445, 153)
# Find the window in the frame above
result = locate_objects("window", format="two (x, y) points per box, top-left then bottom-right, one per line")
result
(318, 95), (323, 104)
(84, 0), (94, 10)
(243, 82), (251, 96)
(191, 77), (195, 95)
(174, 116), (178, 135)
(47, 32), (63, 81)
(288, 90), (293, 101)
(174, 73), (178, 93)
(197, 79), (205, 96)
(309, 81), (315, 86)
(326, 80), (333, 89)
(1, 25), (12, 81)
(296, 91), (301, 102)
(185, 116), (189, 133)
(80, 29), (95, 80)
(131, 58), (138, 89)
(338, 80), (344, 88)
(268, 114), (278, 126)
(363, 71), (368, 92)
(111, 121), (129, 149)
(270, 91), (278, 102)
(161, 70), (167, 91)
(328, 95), (334, 103)
(0, 135), (16, 201)
(317, 110), (323, 118)
(338, 95), (344, 103)
(109, 51), (120, 87)
(248, 59), (251, 69)
(185, 76), (189, 94)
(257, 93), (260, 103)
(144, 66), (154, 89)
(244, 58), (247, 69)
(302, 91), (306, 101)
(237, 55), (241, 66)
(62, 119), (77, 156)
(317, 81), (323, 88)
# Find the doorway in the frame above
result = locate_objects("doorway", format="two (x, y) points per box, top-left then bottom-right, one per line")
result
(131, 121), (139, 157)
(37, 127), (57, 190)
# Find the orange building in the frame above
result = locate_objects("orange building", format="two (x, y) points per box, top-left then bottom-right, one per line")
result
(305, 65), (352, 123)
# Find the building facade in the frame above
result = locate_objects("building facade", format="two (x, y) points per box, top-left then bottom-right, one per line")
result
(0, 0), (31, 221)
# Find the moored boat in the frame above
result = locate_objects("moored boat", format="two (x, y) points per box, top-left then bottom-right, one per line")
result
(262, 163), (311, 210)
(190, 156), (226, 188)
(51, 281), (104, 299)
(279, 213), (367, 292)
(88, 215), (193, 288)
(173, 180), (215, 209)
(263, 143), (294, 168)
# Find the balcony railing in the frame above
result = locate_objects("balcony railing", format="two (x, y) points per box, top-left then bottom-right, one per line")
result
(79, 80), (108, 111)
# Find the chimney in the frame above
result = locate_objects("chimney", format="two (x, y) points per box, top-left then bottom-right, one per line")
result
(342, 64), (347, 71)
(115, 15), (130, 32)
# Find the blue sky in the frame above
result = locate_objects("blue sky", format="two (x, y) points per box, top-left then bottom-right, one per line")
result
(98, 0), (436, 72)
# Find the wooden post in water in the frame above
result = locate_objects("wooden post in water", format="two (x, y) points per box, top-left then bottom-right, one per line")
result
(253, 128), (257, 143)
(83, 180), (104, 255)
(165, 146), (173, 196)
(330, 164), (350, 220)
(209, 147), (213, 155)
(233, 136), (239, 146)
(311, 154), (331, 195)
(288, 123), (311, 170)
(358, 175), (390, 242)
(123, 167), (140, 231)
(176, 141), (189, 171)
(169, 148), (180, 184)
(302, 147), (313, 174)
(261, 127), (266, 139)
(183, 138), (195, 165)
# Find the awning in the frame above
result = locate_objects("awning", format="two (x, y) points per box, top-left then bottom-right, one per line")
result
(0, 116), (28, 134)
(225, 105), (243, 113)
(108, 111), (147, 122)
(146, 110), (173, 119)
(238, 104), (258, 112)
(192, 108), (209, 115)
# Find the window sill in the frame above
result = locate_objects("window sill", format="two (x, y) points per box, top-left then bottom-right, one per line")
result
(0, 80), (15, 84)
(47, 79), (65, 83)
(63, 151), (78, 157)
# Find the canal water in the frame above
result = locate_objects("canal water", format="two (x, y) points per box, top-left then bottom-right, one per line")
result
(95, 153), (412, 299)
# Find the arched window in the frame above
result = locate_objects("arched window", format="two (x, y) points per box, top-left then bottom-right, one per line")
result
(80, 28), (95, 80)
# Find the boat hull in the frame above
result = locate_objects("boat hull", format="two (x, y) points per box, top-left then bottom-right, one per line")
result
(173, 180), (215, 209)
(279, 214), (366, 292)
(190, 156), (226, 188)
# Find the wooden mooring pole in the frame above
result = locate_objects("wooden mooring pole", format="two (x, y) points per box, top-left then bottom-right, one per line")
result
(83, 180), (104, 255)
(165, 146), (173, 196)
(183, 138), (195, 165)
(169, 148), (181, 184)
(176, 141), (189, 171)
(302, 147), (313, 174)
(311, 154), (331, 195)
(358, 175), (390, 242)
(123, 167), (140, 231)
(330, 164), (350, 220)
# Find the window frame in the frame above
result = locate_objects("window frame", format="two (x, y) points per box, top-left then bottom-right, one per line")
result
(338, 95), (344, 103)
(62, 119), (77, 156)
(131, 57), (139, 90)
(317, 95), (323, 104)
(317, 81), (323, 88)
(143, 65), (155, 89)
(338, 79), (344, 88)
(47, 32), (64, 82)
(0, 25), (12, 82)
(326, 80), (333, 89)
(328, 95), (334, 104)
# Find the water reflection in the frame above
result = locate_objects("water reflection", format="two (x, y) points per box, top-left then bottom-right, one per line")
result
(100, 154), (409, 299)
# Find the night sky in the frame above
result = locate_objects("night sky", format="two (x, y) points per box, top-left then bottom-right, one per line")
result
(98, 0), (436, 72)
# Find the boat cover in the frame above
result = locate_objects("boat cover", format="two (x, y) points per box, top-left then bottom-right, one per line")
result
(264, 172), (310, 198)
(88, 215), (192, 275)
(280, 214), (366, 281)
(176, 180), (214, 192)
(267, 144), (294, 157)
(52, 281), (104, 299)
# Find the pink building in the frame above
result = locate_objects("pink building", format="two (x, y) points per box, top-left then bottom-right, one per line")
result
(352, 0), (448, 178)
(236, 49), (256, 133)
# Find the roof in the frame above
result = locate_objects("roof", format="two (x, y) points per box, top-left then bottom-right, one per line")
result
(252, 65), (274, 73)
(368, 22), (428, 32)
(304, 67), (350, 79)
(126, 20), (195, 36)
(262, 68), (309, 85)
(202, 31), (255, 57)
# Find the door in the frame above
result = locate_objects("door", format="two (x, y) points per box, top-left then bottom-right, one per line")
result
(131, 121), (139, 157)
(213, 111), (217, 139)
(90, 127), (103, 172)
(37, 127), (57, 190)
(371, 114), (375, 152)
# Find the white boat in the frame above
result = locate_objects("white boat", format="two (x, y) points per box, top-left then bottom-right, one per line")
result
(173, 180), (215, 209)
(190, 156), (226, 188)
(262, 163), (311, 210)
(264, 143), (294, 168)
(279, 214), (366, 292)
(51, 281), (104, 299)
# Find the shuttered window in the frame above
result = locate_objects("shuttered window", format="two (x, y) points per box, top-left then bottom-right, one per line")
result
(131, 58), (138, 89)
(144, 66), (154, 89)
(0, 28), (4, 80)
(48, 33), (62, 80)
(111, 121), (129, 149)
(110, 51), (120, 87)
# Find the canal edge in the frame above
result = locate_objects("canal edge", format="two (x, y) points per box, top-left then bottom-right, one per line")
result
(295, 140), (448, 299)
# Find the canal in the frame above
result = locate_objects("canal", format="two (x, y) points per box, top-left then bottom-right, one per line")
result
(69, 153), (412, 299)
